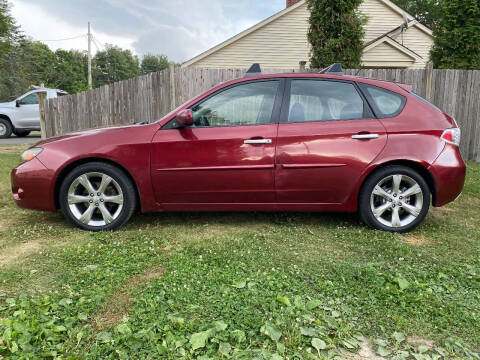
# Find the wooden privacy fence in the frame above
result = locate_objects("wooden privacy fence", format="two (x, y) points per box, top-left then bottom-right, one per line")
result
(44, 66), (480, 161)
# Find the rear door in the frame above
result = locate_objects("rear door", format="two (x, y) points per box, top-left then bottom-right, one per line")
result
(151, 79), (284, 205)
(275, 79), (387, 204)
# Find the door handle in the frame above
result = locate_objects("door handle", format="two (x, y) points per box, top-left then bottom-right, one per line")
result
(244, 139), (272, 145)
(352, 134), (380, 140)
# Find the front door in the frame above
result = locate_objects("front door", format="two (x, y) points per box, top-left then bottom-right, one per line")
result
(17, 92), (40, 128)
(275, 79), (387, 204)
(151, 79), (283, 206)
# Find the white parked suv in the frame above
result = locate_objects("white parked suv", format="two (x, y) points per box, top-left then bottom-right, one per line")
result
(0, 88), (68, 138)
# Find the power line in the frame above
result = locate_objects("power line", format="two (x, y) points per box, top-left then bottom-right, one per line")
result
(38, 34), (87, 42)
(91, 36), (100, 52)
(92, 35), (104, 51)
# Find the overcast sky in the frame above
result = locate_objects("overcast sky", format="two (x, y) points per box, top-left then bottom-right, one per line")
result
(10, 0), (285, 62)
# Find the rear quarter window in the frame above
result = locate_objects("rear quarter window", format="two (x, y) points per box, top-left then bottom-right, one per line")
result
(359, 83), (406, 118)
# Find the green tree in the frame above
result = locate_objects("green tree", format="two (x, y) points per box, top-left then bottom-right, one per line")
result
(430, 0), (480, 69)
(391, 0), (440, 30)
(306, 0), (366, 69)
(0, 0), (24, 101)
(52, 49), (88, 93)
(140, 54), (169, 74)
(19, 40), (56, 88)
(93, 45), (140, 87)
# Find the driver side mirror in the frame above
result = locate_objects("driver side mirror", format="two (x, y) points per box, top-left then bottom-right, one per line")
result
(15, 100), (21, 107)
(176, 109), (193, 128)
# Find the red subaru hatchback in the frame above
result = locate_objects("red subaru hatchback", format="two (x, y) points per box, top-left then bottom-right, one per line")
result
(11, 64), (466, 233)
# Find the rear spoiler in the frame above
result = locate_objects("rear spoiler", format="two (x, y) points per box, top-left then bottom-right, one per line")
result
(396, 83), (413, 93)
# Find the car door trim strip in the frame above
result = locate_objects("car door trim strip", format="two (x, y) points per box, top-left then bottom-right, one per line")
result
(156, 164), (275, 172)
(280, 163), (347, 169)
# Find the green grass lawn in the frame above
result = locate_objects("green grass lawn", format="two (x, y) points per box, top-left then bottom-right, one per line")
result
(0, 145), (479, 359)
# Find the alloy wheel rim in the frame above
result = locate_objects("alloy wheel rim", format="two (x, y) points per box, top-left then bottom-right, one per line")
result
(370, 174), (423, 228)
(0, 123), (6, 136)
(67, 172), (124, 227)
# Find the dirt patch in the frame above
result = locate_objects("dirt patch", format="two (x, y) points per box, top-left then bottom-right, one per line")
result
(94, 267), (165, 329)
(401, 235), (433, 246)
(429, 206), (455, 222)
(0, 241), (42, 268)
(407, 336), (434, 350)
(0, 145), (30, 154)
(343, 338), (386, 360)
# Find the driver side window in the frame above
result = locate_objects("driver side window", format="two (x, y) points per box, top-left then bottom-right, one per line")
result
(191, 81), (279, 127)
(20, 93), (39, 105)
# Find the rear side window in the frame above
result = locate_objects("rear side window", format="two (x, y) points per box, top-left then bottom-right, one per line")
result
(287, 80), (366, 123)
(359, 84), (406, 118)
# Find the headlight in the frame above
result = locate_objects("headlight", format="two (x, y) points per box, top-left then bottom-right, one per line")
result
(21, 148), (43, 162)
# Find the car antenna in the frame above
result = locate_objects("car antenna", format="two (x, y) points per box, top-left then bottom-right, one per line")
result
(319, 63), (344, 76)
(355, 65), (365, 76)
(245, 63), (262, 77)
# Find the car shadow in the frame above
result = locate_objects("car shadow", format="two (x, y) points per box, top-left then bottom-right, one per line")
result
(31, 209), (362, 232)
(128, 211), (362, 229)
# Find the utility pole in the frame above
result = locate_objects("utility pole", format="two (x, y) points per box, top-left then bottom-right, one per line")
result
(87, 22), (92, 89)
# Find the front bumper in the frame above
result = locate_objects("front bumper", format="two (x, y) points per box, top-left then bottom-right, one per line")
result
(429, 144), (467, 207)
(11, 158), (56, 212)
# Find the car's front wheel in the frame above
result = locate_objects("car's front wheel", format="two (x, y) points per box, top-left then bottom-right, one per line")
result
(359, 166), (430, 233)
(59, 162), (137, 231)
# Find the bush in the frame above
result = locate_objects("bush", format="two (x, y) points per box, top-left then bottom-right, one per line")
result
(306, 0), (366, 69)
(431, 0), (480, 69)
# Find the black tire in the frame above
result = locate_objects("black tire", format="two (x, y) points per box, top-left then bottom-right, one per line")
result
(359, 165), (430, 233)
(14, 130), (31, 137)
(59, 162), (137, 231)
(0, 118), (13, 139)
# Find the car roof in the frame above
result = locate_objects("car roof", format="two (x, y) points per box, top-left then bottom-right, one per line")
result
(222, 72), (410, 95)
(29, 88), (68, 93)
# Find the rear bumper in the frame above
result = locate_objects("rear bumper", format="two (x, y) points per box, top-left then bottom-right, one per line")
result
(429, 144), (466, 207)
(11, 158), (56, 212)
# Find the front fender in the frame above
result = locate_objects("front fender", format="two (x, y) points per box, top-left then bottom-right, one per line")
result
(35, 124), (160, 213)
(0, 109), (16, 124)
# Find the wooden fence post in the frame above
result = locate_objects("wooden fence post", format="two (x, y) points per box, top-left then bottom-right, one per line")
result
(169, 62), (176, 110)
(424, 62), (433, 101)
(38, 91), (47, 139)
(299, 61), (307, 72)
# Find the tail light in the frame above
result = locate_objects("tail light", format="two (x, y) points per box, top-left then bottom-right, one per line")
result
(441, 128), (461, 146)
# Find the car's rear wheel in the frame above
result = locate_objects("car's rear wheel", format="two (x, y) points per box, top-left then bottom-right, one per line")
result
(359, 166), (430, 233)
(14, 129), (31, 137)
(0, 118), (13, 139)
(59, 162), (136, 231)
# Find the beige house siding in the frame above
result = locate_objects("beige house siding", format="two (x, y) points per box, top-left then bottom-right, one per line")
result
(358, 0), (404, 42)
(396, 27), (433, 67)
(191, 4), (311, 69)
(183, 0), (433, 70)
(362, 42), (414, 67)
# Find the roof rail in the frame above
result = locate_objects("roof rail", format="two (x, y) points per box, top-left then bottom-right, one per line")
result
(245, 63), (262, 77)
(319, 63), (344, 76)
